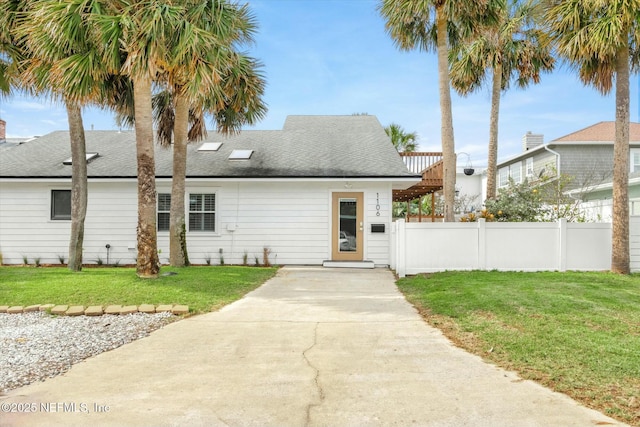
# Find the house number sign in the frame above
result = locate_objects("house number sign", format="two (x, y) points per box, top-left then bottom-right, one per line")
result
(376, 193), (381, 216)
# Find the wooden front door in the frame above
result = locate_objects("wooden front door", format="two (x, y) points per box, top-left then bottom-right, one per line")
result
(331, 192), (364, 261)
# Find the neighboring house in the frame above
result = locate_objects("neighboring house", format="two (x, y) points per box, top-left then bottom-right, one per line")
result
(495, 121), (640, 221)
(571, 176), (640, 221)
(497, 121), (640, 191)
(0, 115), (420, 267)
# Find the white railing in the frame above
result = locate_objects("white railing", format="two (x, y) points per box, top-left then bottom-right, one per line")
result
(399, 152), (443, 174)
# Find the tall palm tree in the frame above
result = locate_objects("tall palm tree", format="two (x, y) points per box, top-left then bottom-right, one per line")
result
(379, 0), (498, 222)
(162, 1), (266, 267)
(450, 0), (554, 201)
(114, 2), (266, 267)
(13, 0), (112, 271)
(385, 123), (418, 153)
(162, 54), (266, 267)
(94, 0), (197, 277)
(544, 0), (639, 274)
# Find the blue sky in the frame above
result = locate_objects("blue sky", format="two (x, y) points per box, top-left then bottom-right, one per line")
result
(1, 0), (637, 166)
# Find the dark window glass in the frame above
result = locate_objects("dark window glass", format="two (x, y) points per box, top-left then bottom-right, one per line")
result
(51, 190), (71, 220)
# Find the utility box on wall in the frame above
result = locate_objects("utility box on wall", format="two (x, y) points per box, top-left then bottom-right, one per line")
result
(371, 224), (385, 233)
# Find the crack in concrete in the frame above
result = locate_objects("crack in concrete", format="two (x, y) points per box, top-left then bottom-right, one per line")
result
(303, 322), (324, 427)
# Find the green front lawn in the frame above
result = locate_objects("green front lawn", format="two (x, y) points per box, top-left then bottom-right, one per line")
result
(397, 271), (640, 426)
(0, 266), (278, 313)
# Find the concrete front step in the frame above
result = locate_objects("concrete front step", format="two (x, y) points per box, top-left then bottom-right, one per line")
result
(322, 260), (375, 269)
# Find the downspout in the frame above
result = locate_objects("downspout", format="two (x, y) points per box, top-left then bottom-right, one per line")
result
(543, 144), (562, 211)
(543, 143), (561, 177)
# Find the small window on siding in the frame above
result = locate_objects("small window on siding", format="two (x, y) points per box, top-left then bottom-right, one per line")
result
(498, 167), (509, 187)
(510, 163), (522, 184)
(51, 190), (71, 220)
(189, 193), (216, 232)
(157, 193), (171, 231)
(631, 149), (640, 173)
(526, 158), (534, 178)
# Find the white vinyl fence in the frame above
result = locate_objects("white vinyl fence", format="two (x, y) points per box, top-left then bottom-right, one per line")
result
(389, 218), (640, 277)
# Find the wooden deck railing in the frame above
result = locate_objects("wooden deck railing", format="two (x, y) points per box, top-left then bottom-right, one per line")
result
(399, 152), (443, 173)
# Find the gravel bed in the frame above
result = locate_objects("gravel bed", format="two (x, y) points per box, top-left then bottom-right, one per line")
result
(0, 311), (175, 393)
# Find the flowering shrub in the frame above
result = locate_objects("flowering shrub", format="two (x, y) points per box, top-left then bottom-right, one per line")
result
(460, 175), (589, 223)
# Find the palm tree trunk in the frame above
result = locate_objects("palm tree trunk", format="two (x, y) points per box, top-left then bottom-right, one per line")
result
(66, 101), (87, 272)
(611, 44), (630, 274)
(169, 92), (190, 267)
(436, 5), (456, 222)
(133, 77), (160, 278)
(486, 64), (502, 201)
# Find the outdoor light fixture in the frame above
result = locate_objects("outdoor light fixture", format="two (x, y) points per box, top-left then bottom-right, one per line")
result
(458, 152), (474, 176)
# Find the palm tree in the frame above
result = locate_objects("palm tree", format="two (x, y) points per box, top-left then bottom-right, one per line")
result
(385, 123), (418, 152)
(94, 1), (201, 278)
(379, 0), (498, 222)
(544, 0), (639, 274)
(167, 55), (266, 267)
(162, 2), (265, 267)
(0, 0), (22, 97)
(12, 0), (113, 271)
(450, 0), (554, 201)
(113, 2), (266, 268)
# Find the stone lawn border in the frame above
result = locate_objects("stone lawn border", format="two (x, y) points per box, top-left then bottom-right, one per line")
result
(0, 304), (189, 316)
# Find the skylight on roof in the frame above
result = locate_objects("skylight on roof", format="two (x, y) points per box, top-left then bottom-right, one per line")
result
(228, 149), (253, 160)
(198, 142), (223, 151)
(63, 152), (99, 165)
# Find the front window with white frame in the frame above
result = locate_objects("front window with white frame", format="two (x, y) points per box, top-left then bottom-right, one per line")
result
(499, 167), (509, 187)
(189, 193), (216, 232)
(510, 163), (522, 184)
(526, 158), (534, 178)
(157, 192), (217, 232)
(157, 193), (171, 231)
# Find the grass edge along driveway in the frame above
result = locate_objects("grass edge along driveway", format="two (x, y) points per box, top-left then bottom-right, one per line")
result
(396, 270), (640, 427)
(0, 266), (279, 314)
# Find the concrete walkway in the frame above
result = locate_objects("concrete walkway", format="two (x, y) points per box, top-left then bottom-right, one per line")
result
(0, 267), (626, 427)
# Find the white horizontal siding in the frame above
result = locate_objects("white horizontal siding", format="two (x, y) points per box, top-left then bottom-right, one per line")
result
(0, 182), (138, 264)
(364, 183), (392, 265)
(0, 180), (393, 266)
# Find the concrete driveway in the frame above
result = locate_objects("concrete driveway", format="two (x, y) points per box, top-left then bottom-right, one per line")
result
(0, 267), (626, 427)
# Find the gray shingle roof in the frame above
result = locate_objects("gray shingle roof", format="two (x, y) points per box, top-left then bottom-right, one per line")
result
(0, 115), (416, 179)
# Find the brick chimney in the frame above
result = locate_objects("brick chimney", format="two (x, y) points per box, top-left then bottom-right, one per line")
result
(522, 131), (543, 151)
(0, 119), (5, 142)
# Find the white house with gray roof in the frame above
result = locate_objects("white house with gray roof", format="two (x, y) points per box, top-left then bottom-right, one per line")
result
(0, 115), (420, 267)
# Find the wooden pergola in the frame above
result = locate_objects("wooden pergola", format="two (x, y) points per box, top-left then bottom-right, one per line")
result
(393, 152), (444, 222)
